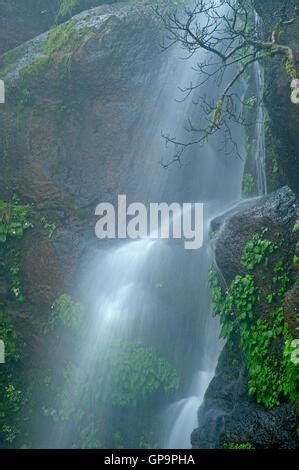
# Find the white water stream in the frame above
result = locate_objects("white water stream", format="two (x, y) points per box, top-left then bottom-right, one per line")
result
(37, 3), (267, 449)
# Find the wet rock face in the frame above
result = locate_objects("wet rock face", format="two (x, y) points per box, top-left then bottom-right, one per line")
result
(0, 1), (54, 55)
(192, 187), (297, 449)
(211, 186), (296, 285)
(253, 0), (299, 197)
(0, 2), (168, 350)
(0, 3), (165, 210)
(191, 357), (296, 449)
(0, 1), (115, 55)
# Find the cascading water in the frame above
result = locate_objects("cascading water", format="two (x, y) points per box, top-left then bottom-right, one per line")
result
(163, 11), (267, 450)
(253, 12), (267, 196)
(35, 4), (262, 449)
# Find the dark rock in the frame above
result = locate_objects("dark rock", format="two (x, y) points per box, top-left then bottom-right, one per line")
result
(0, 2), (167, 210)
(191, 346), (296, 449)
(0, 0), (116, 55)
(254, 0), (299, 197)
(0, 1), (170, 356)
(192, 187), (297, 449)
(211, 186), (296, 285)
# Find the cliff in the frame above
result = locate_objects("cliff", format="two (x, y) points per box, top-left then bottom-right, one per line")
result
(192, 0), (299, 449)
(192, 187), (298, 449)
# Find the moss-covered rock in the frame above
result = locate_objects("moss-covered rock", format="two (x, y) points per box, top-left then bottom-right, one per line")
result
(192, 186), (298, 449)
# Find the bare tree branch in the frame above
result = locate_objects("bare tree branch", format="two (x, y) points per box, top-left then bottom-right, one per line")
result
(154, 0), (298, 167)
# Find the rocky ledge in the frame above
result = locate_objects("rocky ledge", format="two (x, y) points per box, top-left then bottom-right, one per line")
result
(192, 186), (298, 449)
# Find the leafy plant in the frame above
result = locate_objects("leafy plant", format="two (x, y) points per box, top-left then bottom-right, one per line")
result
(284, 59), (297, 79)
(99, 341), (180, 407)
(0, 314), (26, 444)
(240, 229), (278, 270)
(0, 200), (33, 244)
(40, 217), (57, 239)
(245, 96), (257, 108)
(272, 159), (279, 174)
(272, 261), (290, 297)
(209, 269), (298, 408)
(224, 442), (255, 449)
(209, 269), (258, 340)
(56, 0), (81, 20)
(293, 220), (299, 233)
(242, 172), (255, 197)
(46, 294), (84, 332)
(0, 313), (22, 363)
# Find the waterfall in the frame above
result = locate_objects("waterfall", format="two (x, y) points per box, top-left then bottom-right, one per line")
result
(37, 7), (248, 450)
(163, 11), (268, 449)
(253, 12), (267, 196)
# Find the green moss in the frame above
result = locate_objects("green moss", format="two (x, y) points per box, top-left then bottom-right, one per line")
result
(284, 58), (297, 80)
(56, 0), (81, 20)
(40, 19), (78, 56)
(224, 442), (255, 449)
(0, 313), (22, 363)
(242, 172), (255, 197)
(21, 56), (50, 80)
(20, 20), (93, 82)
(272, 160), (279, 174)
(0, 49), (22, 77)
(40, 217), (57, 239)
(0, 198), (58, 304)
(245, 96), (257, 109)
(244, 134), (251, 157)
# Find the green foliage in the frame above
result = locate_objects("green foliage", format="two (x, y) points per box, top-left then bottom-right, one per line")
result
(0, 49), (21, 77)
(99, 341), (179, 406)
(240, 229), (278, 270)
(0, 313), (22, 363)
(209, 268), (298, 408)
(40, 19), (78, 57)
(40, 216), (57, 239)
(0, 200), (33, 244)
(267, 261), (291, 304)
(209, 269), (258, 340)
(244, 135), (251, 156)
(245, 308), (294, 408)
(21, 19), (93, 81)
(9, 258), (24, 303)
(0, 313), (26, 444)
(245, 96), (257, 108)
(46, 294), (84, 332)
(42, 342), (178, 412)
(283, 337), (299, 403)
(284, 59), (297, 79)
(139, 435), (158, 449)
(57, 0), (81, 19)
(272, 158), (279, 174)
(224, 442), (255, 449)
(78, 423), (102, 449)
(0, 385), (23, 443)
(272, 261), (290, 297)
(293, 220), (299, 232)
(38, 340), (179, 447)
(242, 172), (255, 197)
(212, 97), (224, 128)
